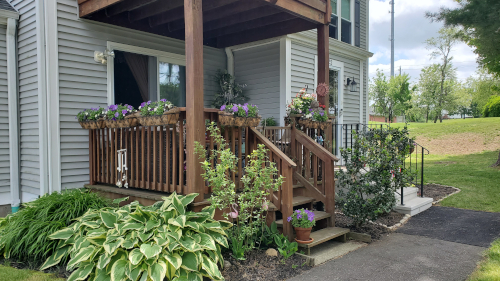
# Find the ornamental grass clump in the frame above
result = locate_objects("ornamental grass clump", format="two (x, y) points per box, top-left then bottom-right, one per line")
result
(287, 209), (316, 228)
(104, 104), (135, 120)
(138, 99), (176, 116)
(41, 192), (231, 281)
(0, 189), (112, 263)
(195, 123), (283, 260)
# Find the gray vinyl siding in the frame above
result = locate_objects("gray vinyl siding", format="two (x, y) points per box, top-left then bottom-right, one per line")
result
(56, 0), (226, 188)
(290, 41), (363, 124)
(0, 26), (10, 205)
(233, 42), (280, 123)
(360, 0), (367, 51)
(10, 0), (40, 197)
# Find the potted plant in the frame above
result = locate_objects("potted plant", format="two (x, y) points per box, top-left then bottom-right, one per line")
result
(218, 103), (261, 127)
(137, 99), (179, 126)
(103, 104), (139, 128)
(287, 208), (316, 244)
(77, 107), (105, 129)
(298, 103), (331, 130)
(286, 88), (315, 118)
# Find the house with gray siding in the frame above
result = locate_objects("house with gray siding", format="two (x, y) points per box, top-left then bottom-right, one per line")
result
(0, 0), (372, 213)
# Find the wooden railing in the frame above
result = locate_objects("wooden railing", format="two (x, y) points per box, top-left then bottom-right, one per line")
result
(291, 127), (339, 227)
(247, 127), (296, 240)
(257, 126), (292, 156)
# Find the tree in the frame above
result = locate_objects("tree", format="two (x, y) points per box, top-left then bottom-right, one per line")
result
(369, 70), (414, 122)
(428, 0), (500, 76)
(425, 28), (461, 123)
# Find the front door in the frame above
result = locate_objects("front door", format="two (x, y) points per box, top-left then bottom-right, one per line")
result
(329, 60), (344, 158)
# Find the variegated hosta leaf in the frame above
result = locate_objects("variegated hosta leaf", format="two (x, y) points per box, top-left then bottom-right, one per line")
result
(153, 233), (170, 247)
(112, 197), (129, 205)
(218, 220), (233, 230)
(82, 221), (102, 229)
(140, 243), (162, 260)
(145, 219), (160, 232)
(128, 263), (147, 281)
(93, 267), (111, 281)
(181, 252), (198, 272)
(171, 194), (185, 215)
(175, 269), (203, 281)
(185, 221), (200, 232)
(97, 252), (112, 270)
(67, 246), (96, 271)
(67, 262), (94, 281)
(49, 227), (74, 240)
(207, 231), (229, 248)
(165, 253), (182, 270)
(40, 245), (71, 270)
(198, 233), (216, 251)
(166, 231), (181, 242)
(103, 237), (124, 255)
(201, 255), (223, 281)
(168, 215), (186, 228)
(129, 248), (144, 265)
(180, 193), (198, 207)
(201, 206), (216, 219)
(138, 231), (153, 243)
(191, 233), (201, 244)
(149, 259), (167, 281)
(179, 237), (201, 252)
(139, 271), (148, 281)
(100, 211), (118, 228)
(119, 222), (144, 232)
(160, 196), (172, 210)
(167, 241), (180, 252)
(110, 258), (128, 281)
(122, 235), (138, 249)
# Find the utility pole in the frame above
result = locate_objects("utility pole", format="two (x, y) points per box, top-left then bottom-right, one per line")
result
(399, 65), (401, 76)
(390, 0), (395, 77)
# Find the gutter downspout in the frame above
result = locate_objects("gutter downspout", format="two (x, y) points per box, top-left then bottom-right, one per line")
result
(7, 17), (20, 212)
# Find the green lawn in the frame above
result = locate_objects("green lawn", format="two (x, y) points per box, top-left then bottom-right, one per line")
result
(0, 265), (63, 281)
(468, 239), (500, 281)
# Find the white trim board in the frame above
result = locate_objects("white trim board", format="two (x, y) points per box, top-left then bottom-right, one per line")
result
(279, 37), (291, 126)
(7, 17), (19, 207)
(106, 42), (186, 105)
(0, 10), (19, 25)
(359, 61), (364, 123)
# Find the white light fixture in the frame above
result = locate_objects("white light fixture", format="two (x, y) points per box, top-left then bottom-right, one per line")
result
(345, 77), (358, 92)
(94, 49), (115, 65)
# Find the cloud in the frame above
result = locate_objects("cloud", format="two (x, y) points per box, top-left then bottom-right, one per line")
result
(369, 0), (479, 83)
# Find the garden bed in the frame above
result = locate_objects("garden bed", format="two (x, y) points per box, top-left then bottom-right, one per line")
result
(222, 249), (311, 281)
(335, 212), (397, 240)
(417, 183), (459, 202)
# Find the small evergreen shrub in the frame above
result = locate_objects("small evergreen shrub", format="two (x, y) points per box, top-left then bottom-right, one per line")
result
(337, 127), (415, 226)
(41, 192), (230, 281)
(482, 95), (500, 117)
(261, 117), (277, 126)
(0, 189), (112, 262)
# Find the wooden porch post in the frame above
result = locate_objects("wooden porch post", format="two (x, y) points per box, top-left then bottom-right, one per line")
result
(185, 0), (205, 202)
(317, 24), (329, 108)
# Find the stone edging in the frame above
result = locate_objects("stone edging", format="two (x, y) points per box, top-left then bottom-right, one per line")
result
(428, 183), (461, 205)
(370, 214), (411, 231)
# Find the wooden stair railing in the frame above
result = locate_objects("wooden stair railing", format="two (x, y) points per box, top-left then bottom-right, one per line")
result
(291, 126), (339, 227)
(247, 127), (297, 240)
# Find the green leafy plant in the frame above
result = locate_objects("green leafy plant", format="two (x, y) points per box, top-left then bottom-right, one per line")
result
(212, 70), (248, 108)
(41, 192), (231, 281)
(195, 123), (283, 260)
(273, 234), (298, 261)
(77, 107), (105, 122)
(104, 104), (135, 121)
(260, 222), (280, 249)
(482, 95), (500, 117)
(261, 117), (277, 127)
(138, 99), (176, 116)
(337, 126), (415, 227)
(287, 209), (316, 228)
(0, 189), (112, 263)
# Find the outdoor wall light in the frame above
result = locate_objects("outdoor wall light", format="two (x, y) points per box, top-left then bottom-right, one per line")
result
(345, 77), (358, 92)
(94, 49), (115, 65)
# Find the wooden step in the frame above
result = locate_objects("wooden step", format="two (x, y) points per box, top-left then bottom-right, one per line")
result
(298, 227), (350, 255)
(268, 196), (315, 211)
(275, 211), (331, 227)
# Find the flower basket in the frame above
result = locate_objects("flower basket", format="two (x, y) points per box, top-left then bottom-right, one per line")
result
(105, 113), (140, 128)
(138, 108), (180, 126)
(218, 112), (234, 126)
(245, 116), (261, 127)
(218, 112), (261, 127)
(79, 119), (105, 130)
(298, 119), (331, 130)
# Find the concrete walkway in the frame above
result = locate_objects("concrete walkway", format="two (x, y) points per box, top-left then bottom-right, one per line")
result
(288, 233), (484, 281)
(289, 206), (500, 281)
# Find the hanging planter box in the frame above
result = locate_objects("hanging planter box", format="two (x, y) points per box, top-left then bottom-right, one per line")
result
(218, 112), (261, 127)
(298, 119), (331, 130)
(79, 119), (105, 130)
(138, 108), (180, 126)
(105, 115), (140, 128)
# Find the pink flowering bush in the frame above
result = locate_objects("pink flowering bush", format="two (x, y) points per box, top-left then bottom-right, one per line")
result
(220, 103), (258, 118)
(287, 208), (316, 228)
(104, 104), (135, 121)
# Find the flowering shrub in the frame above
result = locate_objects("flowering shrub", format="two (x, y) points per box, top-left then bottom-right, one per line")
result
(138, 99), (175, 116)
(220, 103), (259, 118)
(287, 209), (316, 228)
(76, 107), (104, 122)
(104, 104), (135, 121)
(286, 88), (316, 115)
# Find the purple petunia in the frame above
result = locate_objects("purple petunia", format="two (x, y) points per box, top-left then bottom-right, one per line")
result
(232, 105), (238, 113)
(309, 109), (313, 112)
(115, 112), (119, 118)
(320, 112), (324, 116)
(122, 110), (128, 115)
(287, 216), (292, 222)
(112, 117), (117, 121)
(160, 99), (167, 102)
(147, 100), (152, 105)
(140, 102), (147, 108)
(128, 105), (133, 111)
(109, 104), (118, 111)
(220, 105), (226, 111)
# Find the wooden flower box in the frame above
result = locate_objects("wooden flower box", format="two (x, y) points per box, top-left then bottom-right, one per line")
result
(218, 112), (261, 127)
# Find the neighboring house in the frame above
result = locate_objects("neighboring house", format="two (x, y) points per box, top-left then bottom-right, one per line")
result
(0, 0), (371, 212)
(369, 106), (405, 123)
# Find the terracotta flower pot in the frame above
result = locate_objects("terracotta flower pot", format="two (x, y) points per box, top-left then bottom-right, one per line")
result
(294, 226), (312, 243)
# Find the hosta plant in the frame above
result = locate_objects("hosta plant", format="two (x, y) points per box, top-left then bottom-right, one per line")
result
(41, 192), (231, 281)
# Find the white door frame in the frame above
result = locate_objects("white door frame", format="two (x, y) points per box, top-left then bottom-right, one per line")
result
(329, 59), (344, 157)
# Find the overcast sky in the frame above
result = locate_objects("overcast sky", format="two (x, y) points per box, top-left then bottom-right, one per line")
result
(369, 0), (480, 83)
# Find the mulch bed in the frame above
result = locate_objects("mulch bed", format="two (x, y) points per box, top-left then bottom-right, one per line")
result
(417, 184), (458, 202)
(222, 249), (311, 281)
(335, 212), (390, 240)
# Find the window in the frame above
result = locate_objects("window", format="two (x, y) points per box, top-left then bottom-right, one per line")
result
(329, 0), (338, 39)
(341, 0), (351, 44)
(109, 43), (186, 109)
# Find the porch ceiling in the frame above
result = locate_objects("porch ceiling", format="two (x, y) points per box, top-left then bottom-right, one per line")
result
(79, 0), (330, 48)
